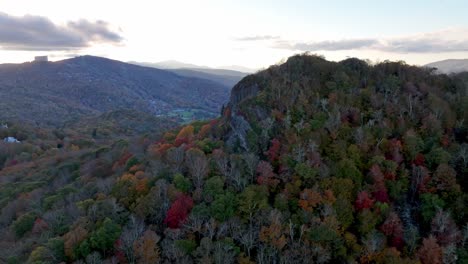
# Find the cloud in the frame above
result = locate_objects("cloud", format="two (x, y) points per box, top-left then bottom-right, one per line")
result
(274, 39), (378, 51)
(270, 28), (468, 53)
(0, 12), (123, 51)
(235, 35), (280, 41)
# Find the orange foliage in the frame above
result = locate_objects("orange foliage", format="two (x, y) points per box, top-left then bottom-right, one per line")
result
(298, 189), (322, 212)
(198, 124), (211, 139)
(63, 226), (88, 258)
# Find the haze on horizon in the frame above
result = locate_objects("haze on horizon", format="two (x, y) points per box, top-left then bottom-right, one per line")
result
(1, 0), (468, 69)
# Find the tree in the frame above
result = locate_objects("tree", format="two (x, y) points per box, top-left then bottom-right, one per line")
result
(173, 173), (192, 193)
(266, 138), (281, 164)
(380, 212), (404, 249)
(417, 236), (442, 264)
(210, 191), (238, 221)
(431, 164), (460, 195)
(175, 125), (194, 146)
(430, 210), (461, 246)
(89, 218), (122, 253)
(355, 191), (374, 211)
(134, 230), (161, 264)
(164, 194), (194, 228)
(12, 212), (36, 238)
(63, 225), (89, 259)
(185, 148), (208, 189)
(256, 161), (279, 190)
(239, 185), (269, 221)
(298, 188), (322, 212)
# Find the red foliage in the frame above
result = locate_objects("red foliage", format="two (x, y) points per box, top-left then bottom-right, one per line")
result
(7, 159), (18, 167)
(370, 164), (390, 203)
(373, 188), (389, 203)
(415, 166), (433, 193)
(256, 161), (279, 189)
(156, 143), (173, 155)
(414, 153), (425, 166)
(164, 194), (194, 229)
(384, 172), (396, 181)
(386, 139), (404, 164)
(380, 212), (404, 249)
(117, 153), (133, 166)
(114, 239), (127, 263)
(174, 137), (190, 147)
(355, 191), (374, 210)
(266, 138), (281, 163)
(32, 218), (49, 234)
(440, 134), (450, 147)
(209, 119), (219, 126)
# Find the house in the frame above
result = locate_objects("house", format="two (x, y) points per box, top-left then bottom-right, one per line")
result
(3, 137), (20, 143)
(34, 56), (48, 62)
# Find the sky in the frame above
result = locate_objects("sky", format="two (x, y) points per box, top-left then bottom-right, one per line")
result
(1, 0), (468, 70)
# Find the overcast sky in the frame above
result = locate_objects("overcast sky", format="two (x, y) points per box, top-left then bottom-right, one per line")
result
(1, 0), (468, 69)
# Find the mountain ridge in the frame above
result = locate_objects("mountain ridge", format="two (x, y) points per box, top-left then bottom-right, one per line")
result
(0, 55), (230, 126)
(425, 58), (468, 74)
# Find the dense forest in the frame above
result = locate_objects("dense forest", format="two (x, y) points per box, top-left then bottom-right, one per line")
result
(0, 54), (467, 263)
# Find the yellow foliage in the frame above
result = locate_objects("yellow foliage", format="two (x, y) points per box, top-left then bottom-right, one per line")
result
(176, 125), (194, 140)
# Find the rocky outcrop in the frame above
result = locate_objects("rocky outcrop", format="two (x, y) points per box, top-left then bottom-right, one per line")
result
(228, 75), (262, 107)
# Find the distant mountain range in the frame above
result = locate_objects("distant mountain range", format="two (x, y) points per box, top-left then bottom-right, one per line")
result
(132, 60), (257, 73)
(0, 56), (230, 126)
(129, 61), (251, 88)
(425, 59), (468, 74)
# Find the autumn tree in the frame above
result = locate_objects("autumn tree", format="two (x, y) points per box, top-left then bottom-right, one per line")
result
(164, 194), (194, 228)
(417, 236), (442, 264)
(134, 230), (161, 264)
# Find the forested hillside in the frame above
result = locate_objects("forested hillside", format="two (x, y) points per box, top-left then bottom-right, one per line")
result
(0, 56), (229, 126)
(1, 54), (467, 263)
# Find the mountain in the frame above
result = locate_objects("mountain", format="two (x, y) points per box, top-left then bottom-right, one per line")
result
(129, 61), (250, 88)
(425, 59), (468, 74)
(131, 60), (257, 73)
(0, 56), (230, 126)
(132, 60), (209, 70)
(169, 68), (248, 88)
(1, 54), (467, 263)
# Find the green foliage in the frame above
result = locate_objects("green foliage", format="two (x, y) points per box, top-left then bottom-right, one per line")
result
(125, 157), (139, 170)
(89, 218), (121, 253)
(420, 193), (445, 223)
(173, 173), (192, 193)
(335, 159), (363, 186)
(47, 238), (65, 263)
(334, 197), (354, 230)
(175, 239), (197, 254)
(210, 191), (238, 221)
(426, 147), (451, 168)
(294, 163), (318, 181)
(204, 176), (224, 198)
(239, 185), (269, 219)
(12, 212), (36, 238)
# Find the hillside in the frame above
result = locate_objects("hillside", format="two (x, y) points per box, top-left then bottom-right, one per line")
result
(0, 55), (467, 263)
(0, 56), (230, 126)
(426, 59), (468, 74)
(130, 61), (249, 88)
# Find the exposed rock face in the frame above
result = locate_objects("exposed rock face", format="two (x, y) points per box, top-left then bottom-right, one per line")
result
(228, 75), (261, 107)
(3, 137), (20, 143)
(224, 74), (265, 152)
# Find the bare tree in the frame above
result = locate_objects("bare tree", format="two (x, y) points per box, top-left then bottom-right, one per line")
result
(185, 149), (208, 189)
